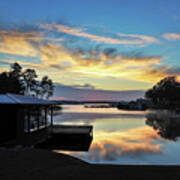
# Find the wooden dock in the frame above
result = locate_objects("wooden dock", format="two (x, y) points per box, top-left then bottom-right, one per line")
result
(49, 125), (93, 135)
(36, 125), (93, 151)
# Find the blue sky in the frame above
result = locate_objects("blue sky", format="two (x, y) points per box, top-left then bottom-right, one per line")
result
(0, 0), (180, 100)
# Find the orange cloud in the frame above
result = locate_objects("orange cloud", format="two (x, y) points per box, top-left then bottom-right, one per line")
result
(0, 27), (178, 87)
(37, 42), (163, 82)
(0, 30), (64, 57)
(0, 30), (42, 57)
(0, 37), (169, 85)
(0, 67), (8, 73)
(162, 33), (180, 40)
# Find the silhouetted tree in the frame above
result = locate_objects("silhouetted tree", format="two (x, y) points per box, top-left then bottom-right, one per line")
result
(10, 62), (22, 78)
(40, 76), (54, 99)
(145, 76), (180, 109)
(0, 62), (54, 99)
(23, 69), (38, 96)
(0, 72), (24, 94)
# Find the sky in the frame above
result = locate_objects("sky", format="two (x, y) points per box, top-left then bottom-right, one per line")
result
(0, 0), (180, 100)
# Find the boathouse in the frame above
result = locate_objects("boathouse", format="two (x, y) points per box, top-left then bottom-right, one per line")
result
(0, 93), (56, 146)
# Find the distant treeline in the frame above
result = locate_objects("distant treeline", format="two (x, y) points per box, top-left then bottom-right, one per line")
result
(117, 98), (150, 111)
(53, 100), (119, 106)
(117, 76), (180, 111)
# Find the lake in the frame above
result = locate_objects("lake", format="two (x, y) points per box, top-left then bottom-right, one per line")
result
(53, 105), (180, 165)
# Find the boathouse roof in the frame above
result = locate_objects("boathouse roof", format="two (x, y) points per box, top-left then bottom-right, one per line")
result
(0, 93), (56, 105)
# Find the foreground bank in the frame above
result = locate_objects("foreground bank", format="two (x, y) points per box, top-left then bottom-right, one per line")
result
(0, 149), (180, 180)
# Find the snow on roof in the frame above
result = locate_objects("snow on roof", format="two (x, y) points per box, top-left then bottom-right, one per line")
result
(0, 94), (55, 105)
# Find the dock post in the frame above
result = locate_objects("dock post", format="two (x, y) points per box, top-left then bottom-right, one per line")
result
(45, 106), (47, 127)
(37, 106), (40, 130)
(51, 106), (53, 126)
(27, 106), (30, 133)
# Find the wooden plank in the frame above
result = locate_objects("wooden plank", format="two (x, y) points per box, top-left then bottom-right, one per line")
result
(50, 125), (93, 135)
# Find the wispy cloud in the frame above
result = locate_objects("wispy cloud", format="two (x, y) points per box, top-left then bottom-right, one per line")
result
(0, 30), (40, 57)
(71, 83), (95, 90)
(0, 22), (179, 87)
(41, 24), (159, 45)
(118, 33), (159, 44)
(53, 83), (145, 101)
(0, 35), (174, 85)
(38, 43), (165, 83)
(0, 28), (64, 57)
(162, 33), (180, 40)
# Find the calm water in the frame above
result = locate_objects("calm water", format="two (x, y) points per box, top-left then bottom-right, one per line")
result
(54, 105), (180, 165)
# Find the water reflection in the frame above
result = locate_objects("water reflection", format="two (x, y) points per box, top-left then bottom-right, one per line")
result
(54, 105), (145, 129)
(146, 110), (180, 141)
(55, 105), (180, 164)
(59, 126), (164, 165)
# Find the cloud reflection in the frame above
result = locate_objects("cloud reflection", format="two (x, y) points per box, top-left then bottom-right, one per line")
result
(59, 126), (162, 163)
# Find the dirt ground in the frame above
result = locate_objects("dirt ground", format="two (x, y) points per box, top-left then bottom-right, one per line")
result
(0, 149), (180, 180)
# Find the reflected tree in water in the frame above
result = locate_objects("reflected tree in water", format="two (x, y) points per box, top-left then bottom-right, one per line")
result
(146, 111), (180, 141)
